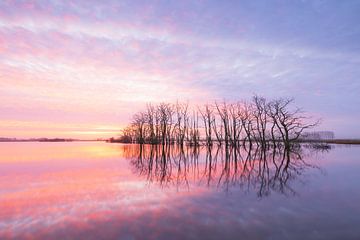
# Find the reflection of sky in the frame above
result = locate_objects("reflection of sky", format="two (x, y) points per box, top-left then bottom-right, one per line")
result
(1, 142), (360, 239)
(1, 1), (360, 138)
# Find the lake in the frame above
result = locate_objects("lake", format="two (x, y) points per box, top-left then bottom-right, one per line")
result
(0, 142), (359, 240)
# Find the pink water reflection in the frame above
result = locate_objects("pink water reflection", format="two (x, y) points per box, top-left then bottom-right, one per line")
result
(1, 142), (360, 240)
(0, 142), (208, 239)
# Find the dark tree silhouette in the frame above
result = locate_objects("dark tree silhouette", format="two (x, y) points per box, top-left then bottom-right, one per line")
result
(115, 95), (321, 150)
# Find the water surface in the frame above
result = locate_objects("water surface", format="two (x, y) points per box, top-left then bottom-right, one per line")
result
(0, 142), (359, 239)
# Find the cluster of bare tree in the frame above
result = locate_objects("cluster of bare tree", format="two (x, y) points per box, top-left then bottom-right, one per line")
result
(116, 95), (320, 150)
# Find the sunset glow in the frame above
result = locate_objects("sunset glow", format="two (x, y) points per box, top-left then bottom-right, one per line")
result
(1, 1), (359, 138)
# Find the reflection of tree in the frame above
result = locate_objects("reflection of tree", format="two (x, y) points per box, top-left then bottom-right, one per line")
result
(125, 144), (325, 198)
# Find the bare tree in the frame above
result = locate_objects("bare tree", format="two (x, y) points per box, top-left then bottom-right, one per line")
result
(174, 101), (189, 146)
(199, 104), (214, 146)
(229, 103), (242, 147)
(238, 101), (254, 148)
(145, 104), (157, 144)
(158, 103), (174, 145)
(132, 112), (146, 144)
(215, 101), (230, 146)
(252, 95), (269, 147)
(269, 98), (320, 149)
(188, 111), (200, 146)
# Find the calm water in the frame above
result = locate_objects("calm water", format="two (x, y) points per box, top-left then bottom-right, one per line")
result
(0, 142), (359, 240)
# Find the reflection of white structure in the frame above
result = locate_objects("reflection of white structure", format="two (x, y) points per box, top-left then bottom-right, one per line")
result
(301, 131), (335, 140)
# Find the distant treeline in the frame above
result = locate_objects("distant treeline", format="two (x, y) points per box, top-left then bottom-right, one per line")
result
(114, 95), (321, 149)
(0, 138), (76, 142)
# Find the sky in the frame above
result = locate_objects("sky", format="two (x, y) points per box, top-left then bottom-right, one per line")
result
(0, 0), (359, 139)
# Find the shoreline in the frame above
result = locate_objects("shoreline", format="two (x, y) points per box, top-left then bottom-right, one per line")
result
(107, 139), (360, 145)
(0, 139), (105, 143)
(1, 139), (359, 145)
